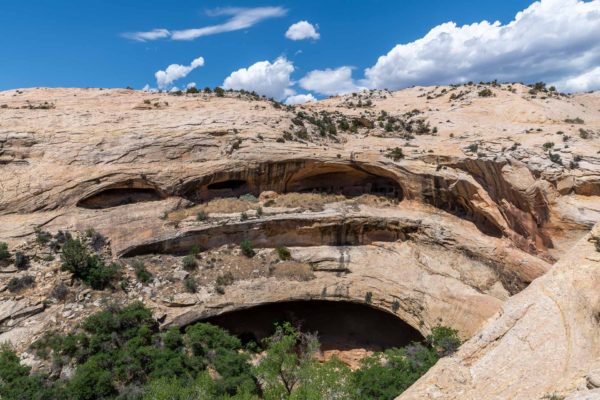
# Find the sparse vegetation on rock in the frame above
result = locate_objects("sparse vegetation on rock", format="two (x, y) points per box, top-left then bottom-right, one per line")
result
(276, 246), (291, 261)
(7, 275), (35, 293)
(240, 240), (255, 258)
(60, 236), (120, 290)
(0, 242), (9, 261)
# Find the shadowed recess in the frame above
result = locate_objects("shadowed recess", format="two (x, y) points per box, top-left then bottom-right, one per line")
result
(77, 179), (165, 209)
(119, 217), (418, 257)
(179, 161), (404, 203)
(201, 300), (424, 351)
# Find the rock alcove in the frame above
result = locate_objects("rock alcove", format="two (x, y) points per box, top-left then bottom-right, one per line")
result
(199, 300), (424, 352)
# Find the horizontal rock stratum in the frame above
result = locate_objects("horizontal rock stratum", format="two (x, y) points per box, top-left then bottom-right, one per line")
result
(0, 83), (599, 398)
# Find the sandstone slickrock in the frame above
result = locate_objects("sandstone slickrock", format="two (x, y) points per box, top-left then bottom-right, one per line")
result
(0, 84), (599, 397)
(397, 224), (600, 400)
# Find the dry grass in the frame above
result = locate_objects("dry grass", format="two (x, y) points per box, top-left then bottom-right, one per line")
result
(168, 192), (398, 221)
(270, 261), (315, 281)
(350, 194), (398, 208)
(265, 192), (346, 211)
(168, 198), (257, 221)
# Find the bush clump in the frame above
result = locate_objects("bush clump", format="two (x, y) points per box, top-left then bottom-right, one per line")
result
(543, 142), (555, 150)
(214, 87), (225, 97)
(385, 147), (404, 161)
(60, 237), (120, 290)
(478, 88), (493, 97)
(240, 240), (255, 258)
(564, 117), (584, 124)
(7, 275), (35, 293)
(182, 254), (198, 271)
(548, 152), (563, 165)
(184, 276), (198, 293)
(0, 242), (9, 261)
(276, 246), (291, 261)
(14, 252), (28, 270)
(50, 283), (70, 301)
(35, 229), (52, 245)
(215, 272), (234, 287)
(132, 259), (152, 283)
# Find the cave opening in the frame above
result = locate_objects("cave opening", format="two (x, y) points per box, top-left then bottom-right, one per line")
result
(77, 187), (164, 209)
(287, 171), (402, 199)
(181, 162), (404, 204)
(207, 179), (248, 190)
(201, 300), (423, 352)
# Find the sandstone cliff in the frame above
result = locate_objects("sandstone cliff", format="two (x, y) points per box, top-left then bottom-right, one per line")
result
(0, 84), (599, 395)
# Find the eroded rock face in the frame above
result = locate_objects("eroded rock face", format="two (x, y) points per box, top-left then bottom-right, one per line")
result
(0, 85), (599, 394)
(397, 225), (600, 400)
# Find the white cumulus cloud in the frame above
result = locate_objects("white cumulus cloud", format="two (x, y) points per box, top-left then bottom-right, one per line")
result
(285, 93), (317, 105)
(155, 57), (205, 89)
(552, 66), (600, 93)
(299, 66), (360, 96)
(285, 21), (320, 40)
(223, 57), (295, 100)
(362, 0), (600, 92)
(124, 7), (286, 41)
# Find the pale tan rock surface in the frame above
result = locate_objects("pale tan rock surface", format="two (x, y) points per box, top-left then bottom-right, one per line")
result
(398, 225), (600, 400)
(0, 84), (599, 395)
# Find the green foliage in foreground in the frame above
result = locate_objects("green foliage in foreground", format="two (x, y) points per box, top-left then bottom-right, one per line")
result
(1, 303), (460, 400)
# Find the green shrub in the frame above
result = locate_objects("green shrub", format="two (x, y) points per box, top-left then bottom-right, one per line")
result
(196, 210), (208, 221)
(579, 128), (590, 139)
(352, 344), (438, 399)
(385, 147), (404, 161)
(239, 193), (258, 203)
(35, 229), (52, 245)
(214, 87), (225, 97)
(276, 246), (291, 261)
(215, 272), (234, 287)
(0, 242), (9, 260)
(467, 143), (479, 153)
(184, 276), (198, 293)
(240, 212), (249, 221)
(182, 254), (198, 271)
(426, 325), (461, 356)
(7, 275), (35, 293)
(86, 228), (106, 251)
(6, 300), (460, 400)
(132, 259), (152, 283)
(548, 152), (562, 165)
(564, 117), (584, 124)
(14, 251), (28, 270)
(186, 86), (199, 94)
(240, 240), (255, 258)
(478, 88), (493, 97)
(51, 283), (69, 301)
(0, 344), (60, 400)
(543, 142), (555, 150)
(60, 237), (120, 289)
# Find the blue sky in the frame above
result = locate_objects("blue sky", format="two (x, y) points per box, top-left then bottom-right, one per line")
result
(1, 0), (599, 100)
